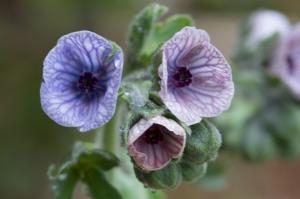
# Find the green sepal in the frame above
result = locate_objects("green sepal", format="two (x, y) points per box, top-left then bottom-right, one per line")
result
(127, 3), (194, 70)
(121, 70), (152, 110)
(183, 120), (222, 164)
(150, 47), (163, 92)
(82, 167), (122, 199)
(107, 41), (123, 63)
(121, 70), (166, 117)
(134, 162), (182, 190)
(162, 111), (192, 135)
(180, 161), (207, 183)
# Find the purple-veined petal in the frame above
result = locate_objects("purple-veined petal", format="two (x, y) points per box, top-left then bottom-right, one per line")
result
(128, 116), (186, 171)
(159, 27), (234, 125)
(78, 51), (124, 132)
(41, 31), (123, 132)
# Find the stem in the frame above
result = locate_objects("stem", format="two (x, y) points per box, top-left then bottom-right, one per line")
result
(103, 114), (118, 154)
(94, 128), (104, 149)
(94, 101), (124, 151)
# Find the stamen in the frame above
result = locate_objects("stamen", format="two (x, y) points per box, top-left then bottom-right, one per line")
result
(173, 67), (192, 87)
(78, 72), (99, 94)
(143, 124), (165, 145)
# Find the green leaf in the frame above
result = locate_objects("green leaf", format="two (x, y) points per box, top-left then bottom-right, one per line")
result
(83, 168), (122, 199)
(127, 3), (167, 70)
(48, 142), (120, 199)
(140, 14), (194, 58)
(183, 120), (222, 164)
(48, 165), (78, 199)
(127, 3), (194, 70)
(72, 142), (119, 172)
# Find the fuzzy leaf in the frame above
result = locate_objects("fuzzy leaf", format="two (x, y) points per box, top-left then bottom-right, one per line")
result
(48, 142), (120, 199)
(127, 3), (194, 69)
(127, 3), (167, 69)
(140, 14), (194, 58)
(72, 142), (119, 171)
(82, 168), (122, 199)
(48, 165), (78, 199)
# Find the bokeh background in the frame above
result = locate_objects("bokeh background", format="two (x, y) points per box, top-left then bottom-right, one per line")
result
(1, 0), (300, 198)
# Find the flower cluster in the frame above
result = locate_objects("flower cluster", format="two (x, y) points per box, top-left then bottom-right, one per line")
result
(41, 5), (234, 192)
(217, 9), (300, 162)
(125, 27), (233, 172)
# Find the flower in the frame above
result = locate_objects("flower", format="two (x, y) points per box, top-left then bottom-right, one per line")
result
(159, 27), (234, 125)
(246, 10), (290, 50)
(271, 23), (300, 99)
(40, 31), (123, 132)
(128, 116), (186, 171)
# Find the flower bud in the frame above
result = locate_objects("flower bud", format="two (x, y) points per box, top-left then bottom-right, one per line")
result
(127, 115), (186, 171)
(180, 161), (207, 183)
(134, 162), (182, 190)
(183, 120), (222, 164)
(246, 10), (290, 50)
(270, 23), (300, 99)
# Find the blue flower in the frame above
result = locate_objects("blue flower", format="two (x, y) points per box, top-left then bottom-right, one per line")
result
(40, 31), (123, 132)
(159, 27), (234, 125)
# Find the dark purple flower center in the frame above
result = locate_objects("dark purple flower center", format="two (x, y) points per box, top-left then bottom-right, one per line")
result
(143, 124), (165, 145)
(78, 72), (99, 94)
(173, 67), (192, 87)
(287, 54), (295, 74)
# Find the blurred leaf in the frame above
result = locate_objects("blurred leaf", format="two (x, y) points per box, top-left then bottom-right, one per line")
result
(196, 161), (227, 190)
(48, 165), (78, 199)
(216, 94), (259, 150)
(82, 168), (122, 199)
(242, 120), (278, 162)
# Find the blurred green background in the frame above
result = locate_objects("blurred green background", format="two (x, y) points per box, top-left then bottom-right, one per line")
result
(1, 0), (300, 198)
